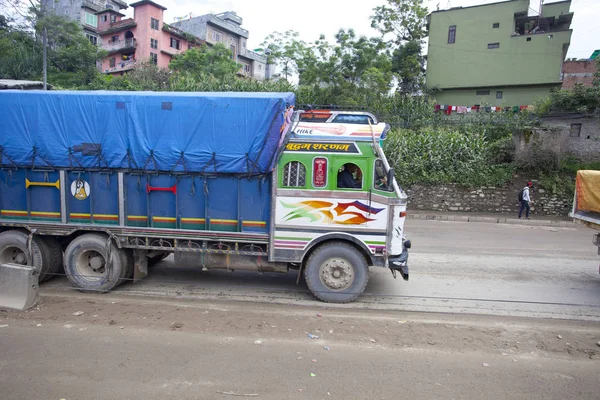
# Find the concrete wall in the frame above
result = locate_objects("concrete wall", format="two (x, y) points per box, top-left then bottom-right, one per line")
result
(512, 116), (600, 164)
(406, 180), (572, 216)
(543, 116), (600, 162)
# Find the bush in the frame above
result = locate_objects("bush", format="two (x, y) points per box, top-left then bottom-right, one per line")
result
(384, 127), (514, 187)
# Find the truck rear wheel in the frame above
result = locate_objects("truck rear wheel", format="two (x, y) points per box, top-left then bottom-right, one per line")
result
(43, 236), (64, 278)
(304, 242), (369, 303)
(0, 230), (51, 282)
(64, 234), (125, 293)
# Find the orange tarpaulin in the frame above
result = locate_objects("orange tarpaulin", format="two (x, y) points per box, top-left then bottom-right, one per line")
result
(576, 170), (600, 213)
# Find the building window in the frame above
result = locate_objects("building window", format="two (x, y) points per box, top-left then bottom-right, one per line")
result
(496, 91), (503, 99)
(283, 161), (306, 187)
(476, 90), (490, 96)
(111, 35), (119, 43)
(109, 58), (115, 67)
(258, 64), (262, 71)
(242, 63), (251, 73)
(337, 163), (362, 189)
(110, 14), (116, 23)
(242, 40), (246, 48)
(85, 33), (97, 46)
(102, 15), (108, 22)
(150, 52), (158, 65)
(150, 38), (158, 49)
(447, 25), (456, 44)
(488, 43), (500, 49)
(230, 45), (236, 59)
(570, 123), (582, 137)
(170, 38), (180, 50)
(84, 12), (97, 27)
(493, 22), (500, 28)
(151, 17), (159, 30)
(213, 30), (223, 42)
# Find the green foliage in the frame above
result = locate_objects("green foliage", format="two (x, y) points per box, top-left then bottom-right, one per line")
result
(0, 7), (104, 87)
(169, 43), (240, 80)
(258, 30), (309, 81)
(384, 127), (515, 187)
(537, 84), (600, 114)
(370, 0), (428, 43)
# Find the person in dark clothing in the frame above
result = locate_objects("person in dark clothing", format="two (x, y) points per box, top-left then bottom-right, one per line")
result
(338, 164), (360, 189)
(518, 181), (533, 219)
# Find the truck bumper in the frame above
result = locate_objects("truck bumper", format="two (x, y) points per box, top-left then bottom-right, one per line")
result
(389, 247), (409, 281)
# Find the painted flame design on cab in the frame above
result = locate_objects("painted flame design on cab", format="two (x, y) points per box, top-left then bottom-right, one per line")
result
(281, 200), (384, 225)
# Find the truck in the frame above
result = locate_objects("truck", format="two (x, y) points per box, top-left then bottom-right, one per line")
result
(570, 170), (600, 274)
(0, 91), (410, 303)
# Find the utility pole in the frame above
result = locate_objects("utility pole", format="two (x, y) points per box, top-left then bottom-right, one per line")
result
(42, 26), (47, 90)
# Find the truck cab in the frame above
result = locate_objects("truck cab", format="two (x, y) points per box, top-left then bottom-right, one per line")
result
(270, 109), (410, 301)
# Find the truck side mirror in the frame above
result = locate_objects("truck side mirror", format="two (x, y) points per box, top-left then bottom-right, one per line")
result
(387, 168), (394, 190)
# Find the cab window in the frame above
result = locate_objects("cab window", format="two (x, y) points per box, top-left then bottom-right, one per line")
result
(337, 163), (362, 190)
(332, 114), (374, 125)
(282, 161), (306, 187)
(373, 159), (391, 191)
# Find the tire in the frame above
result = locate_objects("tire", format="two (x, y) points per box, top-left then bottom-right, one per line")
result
(0, 230), (50, 282)
(64, 234), (124, 293)
(118, 248), (134, 285)
(304, 242), (369, 303)
(148, 252), (169, 267)
(42, 236), (64, 279)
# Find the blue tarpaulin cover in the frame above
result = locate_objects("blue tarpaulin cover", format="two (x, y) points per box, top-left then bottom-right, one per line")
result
(0, 90), (295, 174)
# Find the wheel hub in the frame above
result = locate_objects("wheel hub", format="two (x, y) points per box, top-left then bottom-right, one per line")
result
(320, 258), (355, 291)
(0, 246), (28, 265)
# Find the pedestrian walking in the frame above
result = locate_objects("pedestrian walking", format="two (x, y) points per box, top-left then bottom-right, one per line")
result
(518, 181), (533, 219)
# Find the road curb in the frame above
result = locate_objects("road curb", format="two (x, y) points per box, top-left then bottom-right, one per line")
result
(408, 213), (575, 227)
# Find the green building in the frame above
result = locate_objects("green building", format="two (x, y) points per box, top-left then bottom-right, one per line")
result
(426, 0), (573, 107)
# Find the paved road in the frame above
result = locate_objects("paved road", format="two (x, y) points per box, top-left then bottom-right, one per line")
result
(44, 220), (600, 320)
(2, 295), (599, 400)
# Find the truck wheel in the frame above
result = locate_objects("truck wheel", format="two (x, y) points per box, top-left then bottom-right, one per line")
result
(43, 236), (64, 278)
(0, 230), (51, 282)
(148, 252), (169, 267)
(64, 234), (124, 293)
(119, 248), (134, 284)
(304, 242), (369, 303)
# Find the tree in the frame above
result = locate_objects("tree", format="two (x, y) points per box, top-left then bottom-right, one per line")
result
(370, 0), (429, 94)
(258, 30), (310, 81)
(370, 0), (428, 43)
(0, 1), (105, 87)
(169, 43), (240, 80)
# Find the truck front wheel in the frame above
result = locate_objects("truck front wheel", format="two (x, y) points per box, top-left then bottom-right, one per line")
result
(64, 234), (125, 293)
(304, 242), (369, 303)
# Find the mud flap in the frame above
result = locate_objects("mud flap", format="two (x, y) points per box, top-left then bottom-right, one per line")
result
(133, 250), (148, 282)
(0, 263), (39, 311)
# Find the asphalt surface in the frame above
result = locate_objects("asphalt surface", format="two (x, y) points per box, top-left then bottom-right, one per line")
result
(3, 219), (600, 399)
(1, 295), (599, 400)
(42, 219), (600, 321)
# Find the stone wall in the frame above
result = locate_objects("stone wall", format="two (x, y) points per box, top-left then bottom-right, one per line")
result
(406, 180), (572, 216)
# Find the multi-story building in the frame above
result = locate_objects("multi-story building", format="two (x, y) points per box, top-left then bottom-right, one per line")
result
(41, 0), (129, 46)
(426, 0), (573, 106)
(97, 0), (204, 74)
(172, 12), (273, 80)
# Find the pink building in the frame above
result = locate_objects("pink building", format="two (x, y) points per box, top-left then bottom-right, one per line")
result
(98, 0), (204, 75)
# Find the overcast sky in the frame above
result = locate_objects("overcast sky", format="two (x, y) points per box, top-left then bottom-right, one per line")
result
(133, 0), (598, 59)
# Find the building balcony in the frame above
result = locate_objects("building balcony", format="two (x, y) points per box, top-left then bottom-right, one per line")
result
(104, 58), (136, 74)
(104, 38), (137, 54)
(82, 0), (104, 12)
